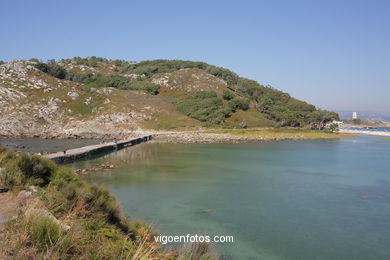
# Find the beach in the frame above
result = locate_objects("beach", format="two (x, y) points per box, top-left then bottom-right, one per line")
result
(340, 128), (390, 137)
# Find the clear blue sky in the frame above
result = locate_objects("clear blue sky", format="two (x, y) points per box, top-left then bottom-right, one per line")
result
(1, 0), (389, 114)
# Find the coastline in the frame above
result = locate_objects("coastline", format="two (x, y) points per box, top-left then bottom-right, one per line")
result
(153, 129), (357, 144)
(339, 129), (390, 137)
(1, 129), (358, 147)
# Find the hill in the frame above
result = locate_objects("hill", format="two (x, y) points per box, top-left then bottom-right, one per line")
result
(0, 57), (339, 139)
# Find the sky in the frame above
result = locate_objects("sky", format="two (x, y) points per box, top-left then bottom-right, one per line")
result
(1, 0), (389, 114)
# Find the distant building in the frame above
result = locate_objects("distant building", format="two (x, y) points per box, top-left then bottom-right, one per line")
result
(352, 112), (358, 119)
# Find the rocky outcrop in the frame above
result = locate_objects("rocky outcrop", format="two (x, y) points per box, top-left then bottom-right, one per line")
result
(0, 61), (152, 139)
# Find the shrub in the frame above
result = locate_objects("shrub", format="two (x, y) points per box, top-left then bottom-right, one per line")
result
(34, 61), (67, 79)
(113, 59), (128, 67)
(36, 61), (161, 95)
(222, 90), (234, 100)
(0, 161), (23, 186)
(176, 91), (225, 124)
(237, 98), (250, 110)
(0, 150), (17, 165)
(0, 152), (57, 188)
(144, 83), (160, 95)
(84, 185), (121, 223)
(50, 167), (78, 186)
(226, 97), (249, 112)
(26, 212), (62, 249)
(17, 154), (58, 186)
(227, 99), (240, 112)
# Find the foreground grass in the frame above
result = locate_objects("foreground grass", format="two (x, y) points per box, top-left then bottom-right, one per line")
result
(0, 147), (216, 259)
(206, 128), (357, 140)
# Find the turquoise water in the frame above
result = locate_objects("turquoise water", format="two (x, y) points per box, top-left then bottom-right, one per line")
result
(67, 136), (390, 259)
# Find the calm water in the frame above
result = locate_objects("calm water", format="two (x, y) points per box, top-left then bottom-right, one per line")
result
(33, 137), (390, 259)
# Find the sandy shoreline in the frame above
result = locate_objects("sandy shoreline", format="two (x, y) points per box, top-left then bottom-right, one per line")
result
(151, 129), (355, 144)
(339, 129), (390, 137)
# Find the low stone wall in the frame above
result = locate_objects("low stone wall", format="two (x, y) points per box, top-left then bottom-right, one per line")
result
(45, 135), (152, 163)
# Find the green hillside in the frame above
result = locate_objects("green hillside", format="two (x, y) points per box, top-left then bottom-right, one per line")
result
(0, 57), (339, 138)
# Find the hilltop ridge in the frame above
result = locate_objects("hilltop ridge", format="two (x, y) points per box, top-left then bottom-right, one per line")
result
(0, 57), (339, 139)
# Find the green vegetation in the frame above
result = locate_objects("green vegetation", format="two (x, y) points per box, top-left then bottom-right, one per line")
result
(122, 59), (339, 127)
(176, 91), (225, 124)
(30, 58), (339, 128)
(0, 149), (215, 259)
(174, 91), (252, 124)
(0, 152), (57, 187)
(123, 60), (239, 84)
(34, 60), (67, 79)
(65, 56), (133, 68)
(228, 98), (250, 112)
(34, 61), (161, 95)
(25, 211), (62, 250)
(72, 56), (107, 67)
(222, 90), (234, 100)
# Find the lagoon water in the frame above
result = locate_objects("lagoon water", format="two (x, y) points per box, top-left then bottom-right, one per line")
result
(49, 136), (390, 259)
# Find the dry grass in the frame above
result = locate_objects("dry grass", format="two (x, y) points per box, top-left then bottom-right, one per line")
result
(177, 242), (217, 260)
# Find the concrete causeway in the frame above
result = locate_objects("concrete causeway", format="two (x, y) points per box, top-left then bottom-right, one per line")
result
(44, 135), (152, 163)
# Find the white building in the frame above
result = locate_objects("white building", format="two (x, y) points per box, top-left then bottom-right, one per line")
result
(352, 112), (358, 119)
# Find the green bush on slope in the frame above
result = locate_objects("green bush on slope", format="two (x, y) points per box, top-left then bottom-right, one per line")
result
(176, 91), (225, 124)
(0, 149), (216, 259)
(33, 61), (161, 95)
